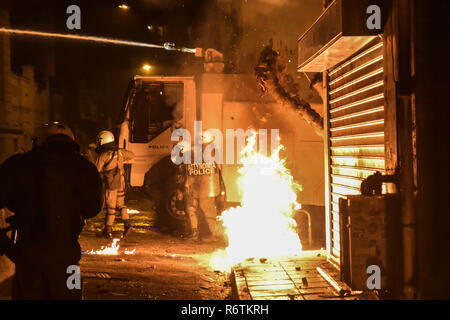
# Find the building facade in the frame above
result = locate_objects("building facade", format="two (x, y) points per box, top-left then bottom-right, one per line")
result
(0, 10), (50, 163)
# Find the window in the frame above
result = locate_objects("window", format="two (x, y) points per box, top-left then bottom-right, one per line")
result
(130, 82), (184, 143)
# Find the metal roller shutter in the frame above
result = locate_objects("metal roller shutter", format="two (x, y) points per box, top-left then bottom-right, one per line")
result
(325, 38), (385, 264)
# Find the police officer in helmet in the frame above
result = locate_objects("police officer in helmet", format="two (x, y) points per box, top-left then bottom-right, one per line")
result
(0, 122), (103, 299)
(180, 131), (226, 242)
(95, 130), (135, 239)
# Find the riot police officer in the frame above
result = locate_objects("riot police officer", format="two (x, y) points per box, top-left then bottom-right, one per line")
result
(0, 122), (103, 299)
(95, 130), (135, 238)
(179, 133), (226, 242)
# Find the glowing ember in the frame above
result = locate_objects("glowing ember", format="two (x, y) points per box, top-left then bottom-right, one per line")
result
(85, 238), (136, 255)
(127, 209), (140, 214)
(212, 133), (302, 270)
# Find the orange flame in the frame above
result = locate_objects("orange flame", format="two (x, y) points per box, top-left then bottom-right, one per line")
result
(127, 209), (140, 214)
(85, 238), (136, 255)
(211, 133), (302, 270)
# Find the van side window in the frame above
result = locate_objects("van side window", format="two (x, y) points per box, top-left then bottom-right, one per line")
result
(130, 82), (184, 143)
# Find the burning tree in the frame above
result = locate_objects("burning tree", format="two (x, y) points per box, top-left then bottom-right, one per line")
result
(254, 41), (324, 137)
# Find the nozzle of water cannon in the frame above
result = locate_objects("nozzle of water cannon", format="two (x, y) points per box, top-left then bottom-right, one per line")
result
(194, 48), (203, 57)
(163, 42), (176, 51)
(163, 42), (198, 55)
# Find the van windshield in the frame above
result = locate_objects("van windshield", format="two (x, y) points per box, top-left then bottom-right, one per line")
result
(130, 82), (184, 142)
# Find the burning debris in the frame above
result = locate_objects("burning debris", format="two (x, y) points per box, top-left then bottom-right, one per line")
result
(83, 238), (136, 256)
(254, 40), (324, 137)
(211, 133), (302, 270)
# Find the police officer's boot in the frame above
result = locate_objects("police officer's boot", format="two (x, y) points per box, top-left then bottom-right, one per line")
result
(123, 220), (132, 238)
(190, 228), (199, 241)
(103, 225), (113, 239)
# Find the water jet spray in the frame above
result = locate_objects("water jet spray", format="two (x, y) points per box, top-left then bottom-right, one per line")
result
(0, 27), (200, 55)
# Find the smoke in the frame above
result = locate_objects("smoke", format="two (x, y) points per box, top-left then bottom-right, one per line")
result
(137, 0), (187, 9)
(240, 0), (322, 74)
(257, 0), (296, 6)
(193, 0), (323, 74)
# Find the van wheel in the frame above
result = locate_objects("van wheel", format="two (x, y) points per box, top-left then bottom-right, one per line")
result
(155, 188), (189, 235)
(166, 189), (187, 221)
(143, 155), (189, 232)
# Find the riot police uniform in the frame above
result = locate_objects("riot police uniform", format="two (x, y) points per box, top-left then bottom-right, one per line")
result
(95, 131), (135, 238)
(0, 122), (103, 299)
(177, 145), (226, 242)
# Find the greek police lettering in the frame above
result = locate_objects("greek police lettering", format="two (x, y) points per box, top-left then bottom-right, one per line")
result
(180, 304), (215, 318)
(187, 163), (217, 176)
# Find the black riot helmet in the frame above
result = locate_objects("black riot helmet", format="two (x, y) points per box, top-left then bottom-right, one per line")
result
(32, 122), (75, 148)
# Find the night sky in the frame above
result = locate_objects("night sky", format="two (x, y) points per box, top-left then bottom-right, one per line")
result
(4, 1), (211, 142)
(2, 0), (322, 148)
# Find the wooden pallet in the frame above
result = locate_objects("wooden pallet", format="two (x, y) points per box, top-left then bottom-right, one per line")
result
(231, 250), (355, 300)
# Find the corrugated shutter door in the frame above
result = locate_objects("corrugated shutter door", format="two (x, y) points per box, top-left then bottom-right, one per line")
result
(326, 38), (385, 263)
